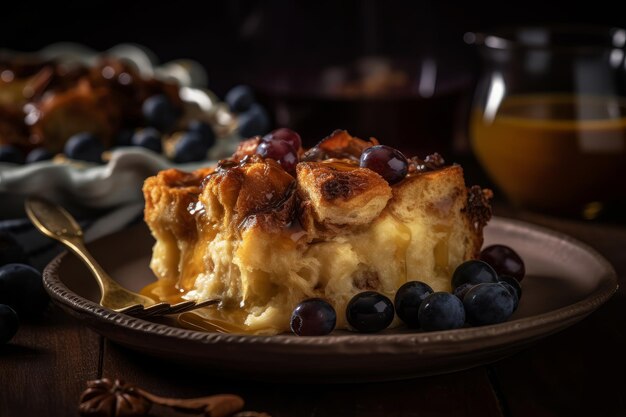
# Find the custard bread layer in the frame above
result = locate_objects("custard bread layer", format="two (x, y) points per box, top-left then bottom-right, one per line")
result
(143, 134), (491, 334)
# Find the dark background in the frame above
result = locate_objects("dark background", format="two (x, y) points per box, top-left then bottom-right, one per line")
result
(2, 0), (622, 96)
(2, 0), (624, 166)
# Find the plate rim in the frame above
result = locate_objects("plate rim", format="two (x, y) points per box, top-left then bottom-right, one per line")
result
(42, 216), (619, 351)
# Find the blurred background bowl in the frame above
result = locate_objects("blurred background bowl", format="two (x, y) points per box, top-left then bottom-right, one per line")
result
(250, 55), (473, 157)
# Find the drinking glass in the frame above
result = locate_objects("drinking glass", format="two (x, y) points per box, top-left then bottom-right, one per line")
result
(466, 26), (626, 219)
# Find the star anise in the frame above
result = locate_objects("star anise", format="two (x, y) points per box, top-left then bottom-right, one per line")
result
(79, 378), (150, 417)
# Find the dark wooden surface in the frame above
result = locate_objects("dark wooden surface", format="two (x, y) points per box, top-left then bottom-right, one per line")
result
(2, 206), (626, 417)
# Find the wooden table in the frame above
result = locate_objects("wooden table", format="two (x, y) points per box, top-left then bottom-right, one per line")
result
(2, 206), (626, 417)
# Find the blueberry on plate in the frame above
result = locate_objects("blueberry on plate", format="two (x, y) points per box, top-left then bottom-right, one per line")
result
(173, 132), (210, 163)
(418, 292), (466, 331)
(131, 128), (163, 154)
(64, 132), (104, 163)
(394, 281), (434, 328)
(0, 233), (28, 267)
(463, 282), (516, 326)
(0, 264), (49, 319)
(346, 291), (394, 333)
(142, 94), (179, 132)
(480, 244), (526, 281)
(225, 85), (255, 113)
(499, 275), (522, 300)
(0, 145), (24, 164)
(26, 147), (54, 163)
(0, 304), (19, 344)
(498, 275), (522, 310)
(451, 260), (498, 289)
(237, 103), (270, 138)
(187, 120), (216, 149)
(290, 298), (337, 336)
(453, 282), (474, 301)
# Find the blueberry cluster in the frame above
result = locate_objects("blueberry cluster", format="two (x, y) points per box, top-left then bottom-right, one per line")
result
(289, 244), (525, 336)
(225, 85), (270, 139)
(0, 233), (49, 344)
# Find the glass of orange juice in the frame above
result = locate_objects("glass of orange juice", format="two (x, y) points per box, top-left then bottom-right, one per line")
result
(466, 26), (626, 219)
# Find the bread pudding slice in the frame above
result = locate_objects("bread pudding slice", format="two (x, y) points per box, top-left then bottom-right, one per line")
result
(143, 130), (492, 335)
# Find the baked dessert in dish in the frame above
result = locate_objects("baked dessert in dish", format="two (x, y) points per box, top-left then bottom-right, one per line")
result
(1, 45), (266, 165)
(142, 129), (492, 335)
(0, 56), (181, 153)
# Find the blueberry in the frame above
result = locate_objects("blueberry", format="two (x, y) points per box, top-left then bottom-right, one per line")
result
(463, 283), (516, 326)
(64, 132), (104, 163)
(359, 145), (409, 185)
(394, 281), (434, 328)
(142, 94), (179, 132)
(499, 275), (522, 300)
(114, 129), (134, 147)
(0, 264), (48, 319)
(225, 85), (255, 113)
(453, 282), (474, 301)
(131, 128), (163, 154)
(480, 244), (526, 281)
(0, 145), (24, 164)
(451, 260), (498, 289)
(263, 128), (302, 151)
(0, 233), (27, 267)
(187, 120), (216, 148)
(26, 147), (53, 163)
(237, 103), (270, 138)
(290, 298), (337, 336)
(499, 275), (522, 310)
(418, 292), (466, 331)
(173, 132), (209, 163)
(256, 139), (298, 175)
(346, 291), (394, 333)
(0, 304), (19, 344)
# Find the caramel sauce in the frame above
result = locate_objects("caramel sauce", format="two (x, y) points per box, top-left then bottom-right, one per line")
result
(141, 280), (185, 304)
(178, 311), (250, 334)
(141, 278), (255, 334)
(471, 94), (626, 212)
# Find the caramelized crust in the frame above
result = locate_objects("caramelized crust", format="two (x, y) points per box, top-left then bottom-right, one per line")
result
(199, 156), (296, 238)
(232, 136), (262, 161)
(143, 168), (214, 241)
(297, 160), (392, 238)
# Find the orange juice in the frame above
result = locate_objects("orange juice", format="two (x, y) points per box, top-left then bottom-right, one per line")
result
(471, 94), (626, 215)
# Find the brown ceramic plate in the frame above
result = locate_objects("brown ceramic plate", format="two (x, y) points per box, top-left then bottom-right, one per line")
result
(43, 217), (618, 382)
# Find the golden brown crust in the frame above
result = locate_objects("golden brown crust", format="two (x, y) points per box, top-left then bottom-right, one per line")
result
(143, 168), (210, 241)
(297, 160), (392, 238)
(199, 157), (296, 238)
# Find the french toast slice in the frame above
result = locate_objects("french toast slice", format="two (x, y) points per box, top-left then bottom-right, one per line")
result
(142, 130), (492, 334)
